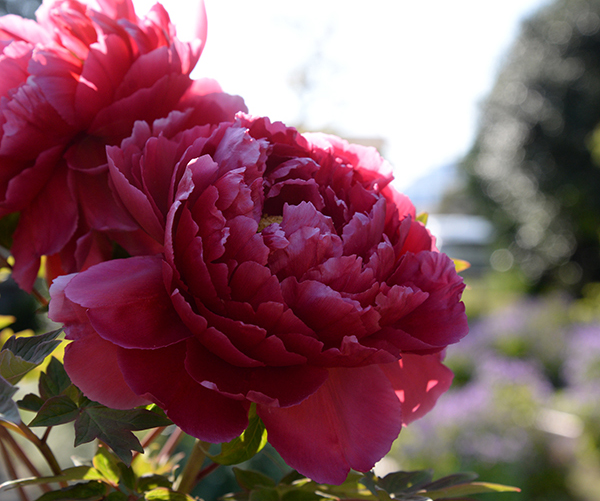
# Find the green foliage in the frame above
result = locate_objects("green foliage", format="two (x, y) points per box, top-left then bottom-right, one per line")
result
(0, 329), (63, 424)
(224, 469), (519, 501)
(0, 447), (194, 501)
(9, 354), (172, 464)
(0, 329), (62, 384)
(74, 402), (171, 464)
(0, 374), (19, 423)
(209, 407), (268, 466)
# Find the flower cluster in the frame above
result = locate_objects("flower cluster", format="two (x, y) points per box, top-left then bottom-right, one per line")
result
(0, 0), (245, 290)
(0, 0), (469, 487)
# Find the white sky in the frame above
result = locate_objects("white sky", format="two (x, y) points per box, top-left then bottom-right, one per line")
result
(133, 0), (552, 190)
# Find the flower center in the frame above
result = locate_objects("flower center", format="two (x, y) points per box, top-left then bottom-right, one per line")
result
(257, 214), (283, 232)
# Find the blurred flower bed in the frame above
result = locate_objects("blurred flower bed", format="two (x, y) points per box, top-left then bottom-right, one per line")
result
(389, 279), (600, 501)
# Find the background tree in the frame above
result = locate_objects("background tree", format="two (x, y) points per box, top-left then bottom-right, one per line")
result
(461, 0), (600, 294)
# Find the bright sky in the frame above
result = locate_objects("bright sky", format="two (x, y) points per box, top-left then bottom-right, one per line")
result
(133, 0), (552, 190)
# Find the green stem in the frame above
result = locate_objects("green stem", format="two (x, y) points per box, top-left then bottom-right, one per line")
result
(174, 440), (210, 494)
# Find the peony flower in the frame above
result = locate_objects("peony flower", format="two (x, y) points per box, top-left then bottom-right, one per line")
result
(49, 112), (468, 484)
(0, 0), (245, 290)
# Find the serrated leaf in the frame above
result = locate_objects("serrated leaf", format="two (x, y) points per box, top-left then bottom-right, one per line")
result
(211, 413), (268, 465)
(75, 410), (143, 465)
(376, 470), (434, 495)
(17, 393), (45, 412)
(92, 447), (121, 486)
(452, 259), (471, 273)
(421, 473), (478, 491)
(122, 407), (173, 431)
(144, 487), (196, 501)
(0, 329), (62, 384)
(0, 466), (103, 492)
(421, 482), (521, 499)
(39, 357), (72, 400)
(233, 468), (276, 490)
(74, 403), (171, 465)
(34, 480), (107, 501)
(29, 395), (79, 427)
(0, 375), (20, 424)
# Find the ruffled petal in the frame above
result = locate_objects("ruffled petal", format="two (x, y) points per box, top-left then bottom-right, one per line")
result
(64, 256), (192, 349)
(118, 341), (249, 442)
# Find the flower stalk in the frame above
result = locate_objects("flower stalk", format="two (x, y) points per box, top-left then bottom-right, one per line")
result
(174, 440), (210, 494)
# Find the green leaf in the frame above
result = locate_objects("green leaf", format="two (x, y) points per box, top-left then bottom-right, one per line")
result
(0, 375), (20, 424)
(29, 395), (79, 427)
(233, 468), (277, 490)
(143, 487), (196, 501)
(421, 473), (478, 491)
(117, 463), (136, 491)
(17, 393), (45, 412)
(379, 470), (435, 495)
(74, 403), (172, 465)
(416, 212), (429, 225)
(0, 350), (37, 386)
(249, 487), (279, 501)
(422, 482), (521, 499)
(0, 329), (62, 384)
(33, 480), (107, 501)
(279, 470), (305, 486)
(137, 474), (172, 493)
(281, 491), (322, 501)
(211, 413), (268, 465)
(39, 357), (72, 400)
(0, 467), (103, 492)
(92, 447), (121, 486)
(105, 492), (128, 501)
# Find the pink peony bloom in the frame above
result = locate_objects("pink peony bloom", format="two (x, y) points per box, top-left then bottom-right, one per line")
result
(0, 0), (245, 290)
(49, 113), (468, 484)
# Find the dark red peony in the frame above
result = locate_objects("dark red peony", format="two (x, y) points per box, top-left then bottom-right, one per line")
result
(49, 112), (468, 484)
(0, 0), (245, 289)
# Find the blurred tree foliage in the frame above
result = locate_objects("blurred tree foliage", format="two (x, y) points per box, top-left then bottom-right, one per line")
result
(461, 0), (600, 295)
(0, 0), (41, 18)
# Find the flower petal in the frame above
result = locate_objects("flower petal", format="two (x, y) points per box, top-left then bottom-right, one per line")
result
(380, 353), (454, 425)
(118, 341), (249, 442)
(259, 365), (402, 484)
(64, 256), (192, 349)
(64, 332), (149, 409)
